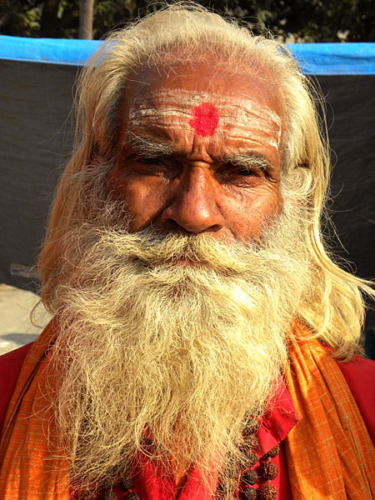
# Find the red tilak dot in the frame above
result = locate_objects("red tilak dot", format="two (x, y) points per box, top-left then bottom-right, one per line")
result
(189, 102), (220, 137)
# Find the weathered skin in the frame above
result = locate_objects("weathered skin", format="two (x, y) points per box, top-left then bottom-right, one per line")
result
(108, 59), (285, 244)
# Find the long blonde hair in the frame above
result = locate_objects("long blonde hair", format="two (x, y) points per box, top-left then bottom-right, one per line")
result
(39, 1), (373, 360)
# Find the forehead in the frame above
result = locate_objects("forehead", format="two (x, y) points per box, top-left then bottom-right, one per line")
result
(129, 88), (281, 149)
(122, 60), (285, 157)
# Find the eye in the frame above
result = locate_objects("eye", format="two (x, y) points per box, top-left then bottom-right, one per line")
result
(130, 154), (180, 179)
(136, 156), (165, 166)
(236, 168), (258, 176)
(230, 165), (265, 178)
(218, 161), (269, 188)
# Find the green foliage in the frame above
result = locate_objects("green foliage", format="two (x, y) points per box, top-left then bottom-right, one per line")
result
(0, 0), (42, 37)
(0, 0), (374, 41)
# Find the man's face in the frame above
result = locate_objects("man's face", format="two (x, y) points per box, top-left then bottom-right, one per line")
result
(108, 59), (285, 244)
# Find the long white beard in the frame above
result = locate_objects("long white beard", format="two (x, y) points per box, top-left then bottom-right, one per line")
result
(49, 197), (312, 495)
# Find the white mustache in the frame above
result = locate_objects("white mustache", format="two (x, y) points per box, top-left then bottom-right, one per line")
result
(95, 227), (281, 275)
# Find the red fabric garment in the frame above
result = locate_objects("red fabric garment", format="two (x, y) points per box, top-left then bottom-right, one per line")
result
(336, 356), (375, 441)
(0, 342), (33, 433)
(114, 384), (298, 500)
(1, 343), (375, 500)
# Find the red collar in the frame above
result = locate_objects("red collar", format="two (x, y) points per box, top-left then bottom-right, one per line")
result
(258, 382), (299, 458)
(130, 384), (298, 500)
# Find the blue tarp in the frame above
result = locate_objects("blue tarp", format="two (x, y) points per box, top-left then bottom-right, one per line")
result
(0, 36), (101, 67)
(0, 35), (375, 74)
(288, 43), (375, 75)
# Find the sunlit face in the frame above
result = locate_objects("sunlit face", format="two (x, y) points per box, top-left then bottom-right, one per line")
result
(108, 59), (285, 244)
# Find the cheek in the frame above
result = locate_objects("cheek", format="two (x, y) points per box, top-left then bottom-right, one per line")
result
(226, 188), (283, 241)
(107, 169), (167, 231)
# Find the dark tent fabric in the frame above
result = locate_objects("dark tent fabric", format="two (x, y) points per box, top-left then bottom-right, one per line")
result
(0, 59), (78, 291)
(0, 38), (374, 344)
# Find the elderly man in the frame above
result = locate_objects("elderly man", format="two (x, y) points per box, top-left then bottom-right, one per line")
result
(0, 4), (374, 500)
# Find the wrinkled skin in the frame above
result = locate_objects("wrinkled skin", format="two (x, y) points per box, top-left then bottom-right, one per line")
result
(108, 60), (285, 244)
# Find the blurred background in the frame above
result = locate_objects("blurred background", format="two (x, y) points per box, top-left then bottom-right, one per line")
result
(1, 0), (375, 42)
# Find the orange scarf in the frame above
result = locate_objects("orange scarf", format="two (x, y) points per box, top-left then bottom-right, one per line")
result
(285, 322), (375, 499)
(0, 319), (374, 499)
(0, 317), (70, 500)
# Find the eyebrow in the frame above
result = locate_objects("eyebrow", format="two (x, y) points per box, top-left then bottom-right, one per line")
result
(222, 153), (274, 171)
(125, 133), (175, 157)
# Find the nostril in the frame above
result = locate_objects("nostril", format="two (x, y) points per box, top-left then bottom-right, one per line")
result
(164, 218), (185, 230)
(163, 216), (223, 235)
(164, 217), (200, 233)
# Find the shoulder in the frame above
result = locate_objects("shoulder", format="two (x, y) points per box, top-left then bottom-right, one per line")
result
(336, 355), (375, 443)
(0, 343), (33, 434)
(336, 354), (375, 387)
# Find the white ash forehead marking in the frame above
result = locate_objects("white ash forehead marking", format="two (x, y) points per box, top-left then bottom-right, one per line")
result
(131, 89), (282, 127)
(129, 89), (282, 149)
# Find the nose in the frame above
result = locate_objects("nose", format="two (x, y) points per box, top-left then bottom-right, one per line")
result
(161, 167), (225, 234)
